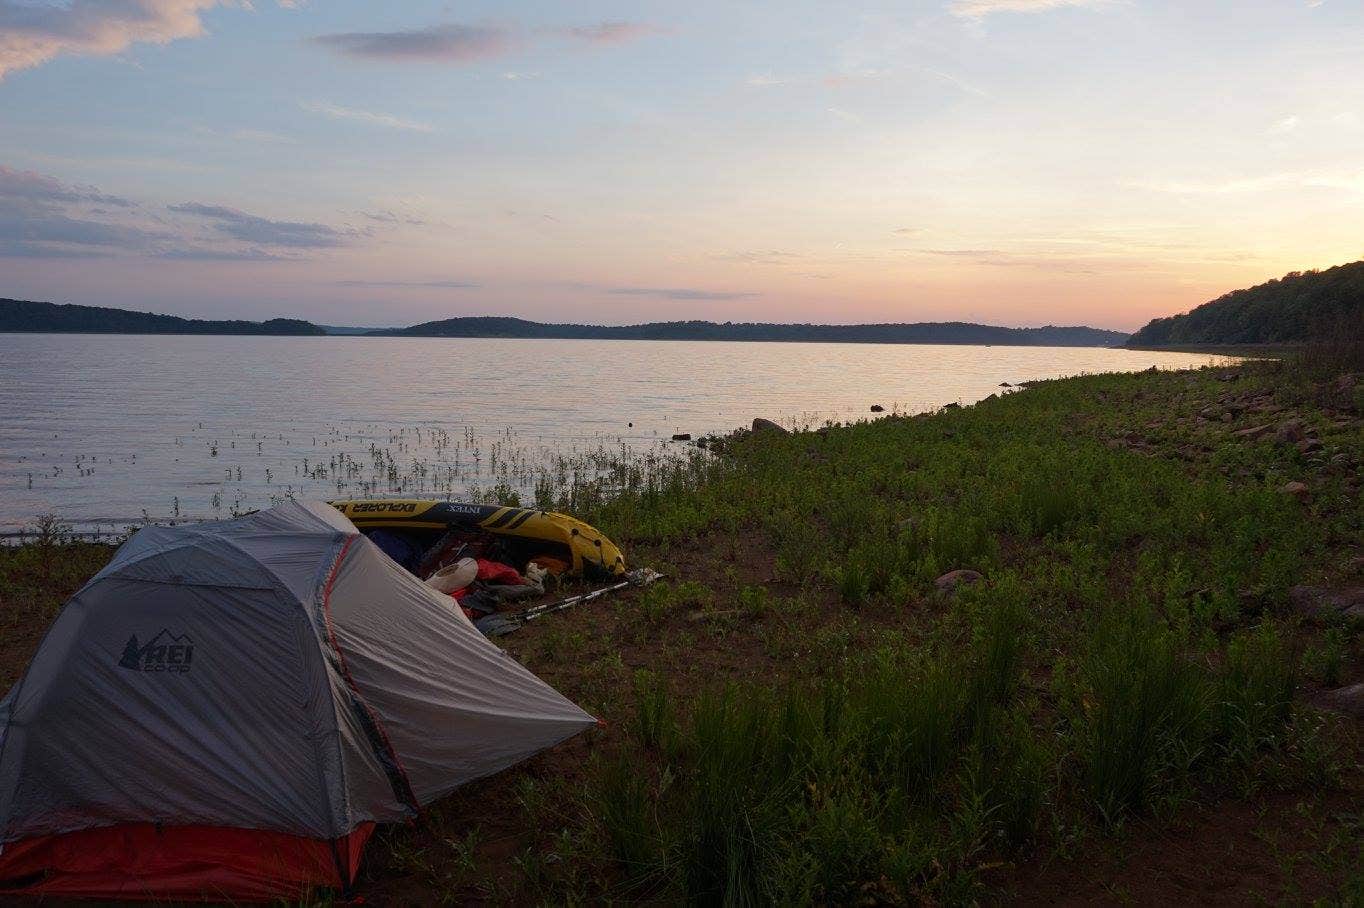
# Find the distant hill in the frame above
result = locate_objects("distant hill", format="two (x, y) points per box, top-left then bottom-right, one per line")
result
(373, 316), (1129, 347)
(0, 299), (325, 336)
(1127, 262), (1364, 347)
(318, 324), (396, 335)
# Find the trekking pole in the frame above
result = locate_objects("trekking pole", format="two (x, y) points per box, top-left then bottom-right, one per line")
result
(475, 568), (663, 637)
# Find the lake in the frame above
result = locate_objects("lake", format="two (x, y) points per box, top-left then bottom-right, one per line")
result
(0, 333), (1232, 532)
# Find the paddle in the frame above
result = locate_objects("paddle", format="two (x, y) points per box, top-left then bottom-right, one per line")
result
(474, 568), (664, 637)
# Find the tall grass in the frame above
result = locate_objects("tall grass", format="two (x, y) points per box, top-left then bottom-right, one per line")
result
(1065, 606), (1210, 823)
(599, 597), (1041, 902)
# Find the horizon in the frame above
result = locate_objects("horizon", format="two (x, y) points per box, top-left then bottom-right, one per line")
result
(3, 2), (1362, 332)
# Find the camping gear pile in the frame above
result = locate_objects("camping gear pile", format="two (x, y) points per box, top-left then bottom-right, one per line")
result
(0, 502), (596, 901)
(330, 499), (642, 630)
(330, 500), (626, 581)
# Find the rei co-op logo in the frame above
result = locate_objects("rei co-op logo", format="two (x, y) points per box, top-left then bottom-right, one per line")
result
(118, 629), (195, 673)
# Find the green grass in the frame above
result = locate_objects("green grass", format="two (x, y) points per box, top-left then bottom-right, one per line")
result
(2, 357), (1360, 903)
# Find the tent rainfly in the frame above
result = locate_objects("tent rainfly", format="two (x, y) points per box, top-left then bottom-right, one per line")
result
(0, 501), (595, 900)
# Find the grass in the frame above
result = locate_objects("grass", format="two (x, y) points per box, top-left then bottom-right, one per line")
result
(1, 355), (1360, 903)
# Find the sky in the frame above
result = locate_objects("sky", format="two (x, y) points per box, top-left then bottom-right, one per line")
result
(0, 1), (1361, 331)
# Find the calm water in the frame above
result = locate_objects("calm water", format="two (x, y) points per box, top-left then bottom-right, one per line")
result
(0, 334), (1231, 531)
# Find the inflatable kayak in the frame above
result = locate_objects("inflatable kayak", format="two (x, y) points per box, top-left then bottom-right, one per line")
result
(329, 499), (626, 579)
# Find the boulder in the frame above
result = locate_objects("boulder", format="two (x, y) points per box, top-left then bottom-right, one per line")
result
(870, 404), (885, 413)
(1297, 438), (1324, 455)
(1233, 424), (1272, 441)
(1000, 382), (1012, 388)
(1275, 419), (1307, 444)
(935, 569), (983, 595)
(1312, 683), (1364, 719)
(1280, 480), (1310, 500)
(671, 433), (692, 442)
(751, 418), (789, 435)
(1288, 585), (1364, 620)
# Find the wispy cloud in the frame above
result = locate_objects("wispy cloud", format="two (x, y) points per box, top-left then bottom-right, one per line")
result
(1268, 114), (1299, 134)
(1136, 169), (1364, 195)
(360, 209), (428, 226)
(312, 24), (512, 63)
(0, 164), (133, 207)
(745, 74), (788, 87)
(0, 0), (295, 80)
(334, 279), (477, 288)
(552, 22), (658, 45)
(312, 20), (659, 64)
(715, 250), (801, 265)
(0, 208), (165, 257)
(949, 0), (1107, 18)
(301, 101), (433, 133)
(608, 286), (759, 301)
(169, 202), (349, 248)
(0, 164), (153, 257)
(159, 246), (289, 261)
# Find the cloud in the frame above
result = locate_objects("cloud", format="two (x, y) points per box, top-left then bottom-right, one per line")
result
(360, 209), (427, 226)
(608, 286), (759, 301)
(949, 0), (1106, 18)
(1136, 169), (1364, 195)
(715, 250), (801, 265)
(301, 101), (433, 133)
(746, 74), (787, 87)
(893, 227), (923, 236)
(159, 246), (289, 261)
(313, 20), (658, 63)
(169, 202), (349, 247)
(334, 279), (477, 288)
(0, 208), (165, 257)
(0, 164), (133, 206)
(1268, 115), (1299, 134)
(553, 22), (658, 45)
(0, 0), (295, 80)
(0, 164), (153, 256)
(312, 24), (512, 62)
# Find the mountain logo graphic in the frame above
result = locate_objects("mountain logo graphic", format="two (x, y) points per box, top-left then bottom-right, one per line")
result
(118, 629), (195, 673)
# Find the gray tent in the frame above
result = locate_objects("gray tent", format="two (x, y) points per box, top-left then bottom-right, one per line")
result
(0, 501), (594, 900)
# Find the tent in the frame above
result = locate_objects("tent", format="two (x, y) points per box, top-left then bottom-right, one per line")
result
(0, 502), (595, 900)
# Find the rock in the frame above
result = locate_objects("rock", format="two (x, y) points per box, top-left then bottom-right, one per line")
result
(751, 418), (788, 435)
(1337, 373), (1356, 394)
(1329, 452), (1353, 470)
(1312, 683), (1364, 719)
(1275, 419), (1307, 444)
(943, 402), (962, 410)
(1288, 585), (1364, 620)
(1215, 370), (1240, 382)
(1233, 424), (1272, 440)
(1280, 480), (1310, 500)
(935, 569), (983, 595)
(870, 404), (885, 413)
(1297, 438), (1324, 455)
(1000, 382), (1012, 388)
(1199, 405), (1224, 420)
(671, 433), (691, 442)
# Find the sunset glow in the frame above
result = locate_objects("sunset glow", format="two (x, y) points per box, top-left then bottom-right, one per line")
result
(2, 0), (1361, 330)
